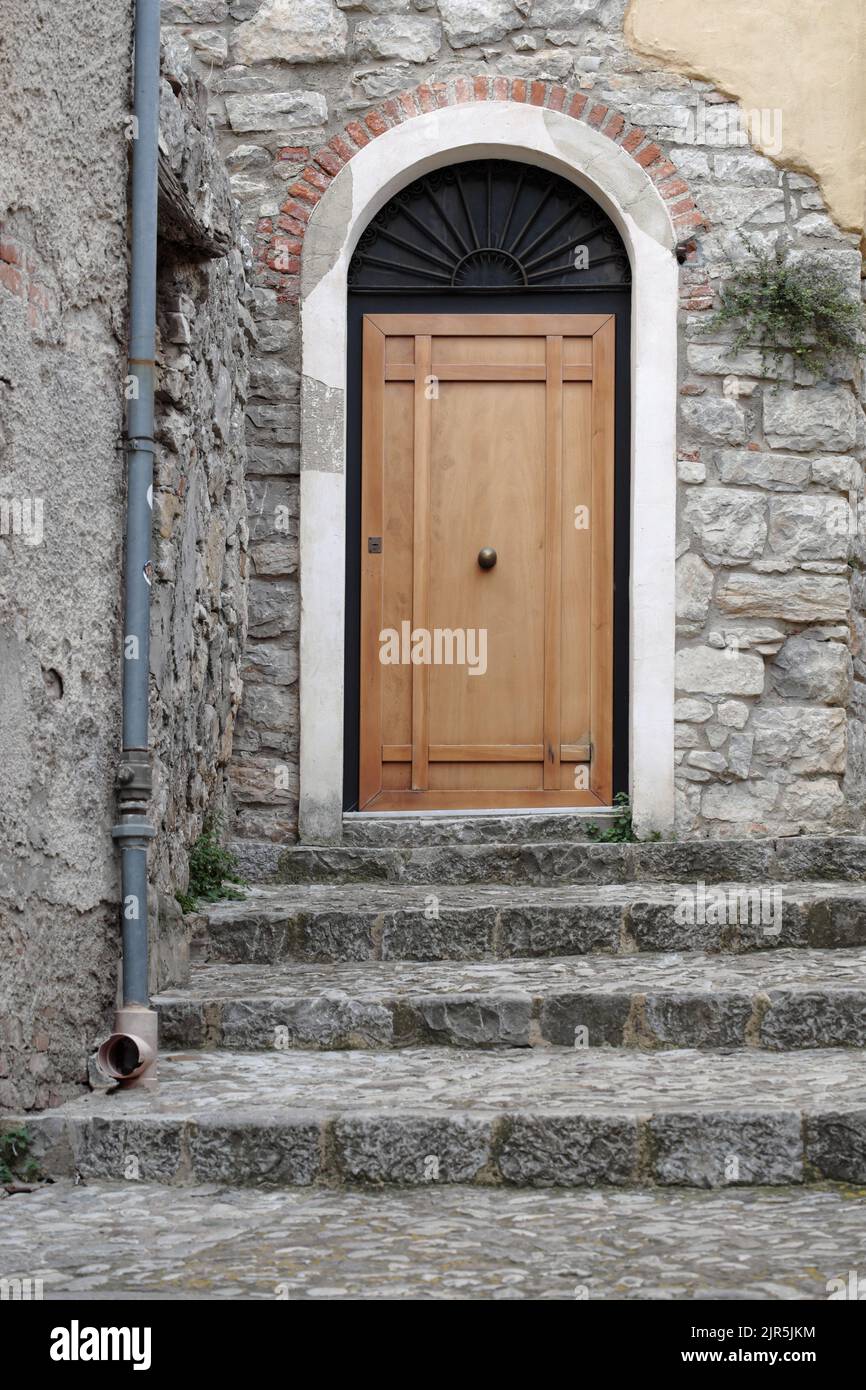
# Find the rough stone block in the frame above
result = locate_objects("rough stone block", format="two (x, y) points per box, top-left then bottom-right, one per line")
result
(726, 731), (754, 778)
(763, 387), (858, 453)
(811, 455), (858, 492)
(188, 1118), (323, 1184)
(163, 1), (228, 19)
(716, 571), (849, 622)
(701, 779), (779, 824)
(676, 553), (714, 624)
(770, 636), (851, 705)
(675, 698), (713, 722)
(410, 994), (532, 1047)
(751, 706), (846, 774)
(699, 185), (785, 228)
(438, 0), (519, 47)
(676, 645), (765, 696)
(539, 992), (632, 1047)
(649, 1112), (803, 1186)
(716, 450), (810, 491)
(776, 777), (845, 822)
(683, 487), (767, 560)
(497, 1115), (639, 1186)
(805, 1111), (866, 1182)
(334, 1116), (491, 1184)
(768, 495), (850, 560)
(353, 15), (442, 62)
(687, 345), (790, 379)
(760, 991), (866, 1050)
(225, 91), (328, 133)
(500, 904), (623, 958)
(382, 914), (494, 962)
(77, 1119), (185, 1182)
(232, 0), (349, 64)
(680, 395), (746, 445)
(717, 699), (749, 728)
(646, 992), (752, 1048)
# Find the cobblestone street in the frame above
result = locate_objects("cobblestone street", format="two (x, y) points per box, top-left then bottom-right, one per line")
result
(4, 1181), (866, 1300)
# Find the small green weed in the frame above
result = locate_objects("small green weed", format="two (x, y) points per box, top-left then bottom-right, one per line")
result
(0, 1126), (42, 1184)
(585, 793), (662, 844)
(176, 814), (246, 914)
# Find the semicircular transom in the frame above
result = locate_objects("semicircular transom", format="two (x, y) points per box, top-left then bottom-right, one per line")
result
(348, 159), (632, 294)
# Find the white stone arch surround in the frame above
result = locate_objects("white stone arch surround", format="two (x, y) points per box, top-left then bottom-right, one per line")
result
(298, 102), (678, 842)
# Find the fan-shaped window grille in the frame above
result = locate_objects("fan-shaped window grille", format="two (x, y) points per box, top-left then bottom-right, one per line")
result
(348, 159), (631, 294)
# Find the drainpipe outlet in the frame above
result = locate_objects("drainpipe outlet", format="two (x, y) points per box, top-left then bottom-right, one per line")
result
(97, 1004), (158, 1089)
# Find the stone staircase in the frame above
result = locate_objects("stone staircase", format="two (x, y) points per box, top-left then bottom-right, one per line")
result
(25, 815), (866, 1189)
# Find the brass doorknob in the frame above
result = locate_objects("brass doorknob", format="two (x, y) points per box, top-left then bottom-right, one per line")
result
(477, 547), (497, 570)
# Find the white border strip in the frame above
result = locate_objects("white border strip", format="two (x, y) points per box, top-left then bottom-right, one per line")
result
(299, 103), (678, 842)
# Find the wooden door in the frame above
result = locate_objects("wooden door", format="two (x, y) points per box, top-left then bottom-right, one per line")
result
(359, 313), (614, 810)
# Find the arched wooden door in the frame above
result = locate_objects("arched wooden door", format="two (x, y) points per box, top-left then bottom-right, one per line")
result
(345, 161), (631, 812)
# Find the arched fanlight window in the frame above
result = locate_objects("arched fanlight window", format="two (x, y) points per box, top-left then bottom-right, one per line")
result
(348, 158), (631, 293)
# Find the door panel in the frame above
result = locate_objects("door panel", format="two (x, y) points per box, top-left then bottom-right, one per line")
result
(359, 313), (614, 811)
(429, 375), (546, 750)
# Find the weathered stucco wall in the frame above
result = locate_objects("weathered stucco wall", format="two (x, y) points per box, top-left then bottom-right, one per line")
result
(0, 1), (133, 1110)
(627, 0), (866, 241)
(158, 0), (864, 845)
(0, 17), (251, 1111)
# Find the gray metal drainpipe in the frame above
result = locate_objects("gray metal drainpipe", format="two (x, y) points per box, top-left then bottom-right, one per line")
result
(100, 0), (161, 1089)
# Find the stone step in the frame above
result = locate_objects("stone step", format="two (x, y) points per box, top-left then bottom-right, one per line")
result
(345, 809), (619, 845)
(236, 835), (866, 889)
(156, 948), (866, 1053)
(232, 811), (622, 878)
(200, 881), (866, 964)
(24, 1047), (866, 1189)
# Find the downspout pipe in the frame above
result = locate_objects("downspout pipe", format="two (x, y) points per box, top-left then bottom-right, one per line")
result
(105, 0), (161, 1089)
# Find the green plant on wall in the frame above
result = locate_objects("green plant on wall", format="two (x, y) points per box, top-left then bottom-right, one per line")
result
(176, 814), (246, 914)
(0, 1126), (42, 1185)
(702, 237), (865, 379)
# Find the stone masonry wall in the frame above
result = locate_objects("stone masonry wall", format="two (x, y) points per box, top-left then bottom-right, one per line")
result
(158, 0), (866, 843)
(150, 34), (253, 954)
(675, 236), (865, 838)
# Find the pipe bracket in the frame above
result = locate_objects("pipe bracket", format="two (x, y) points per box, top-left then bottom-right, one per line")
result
(115, 754), (152, 796)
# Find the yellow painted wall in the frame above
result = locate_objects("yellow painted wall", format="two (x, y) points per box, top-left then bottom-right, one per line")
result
(626, 0), (866, 239)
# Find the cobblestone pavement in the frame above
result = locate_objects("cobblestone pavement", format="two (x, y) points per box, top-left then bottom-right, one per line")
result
(161, 947), (866, 1000)
(3, 1181), (865, 1300)
(31, 1045), (866, 1118)
(207, 879), (866, 918)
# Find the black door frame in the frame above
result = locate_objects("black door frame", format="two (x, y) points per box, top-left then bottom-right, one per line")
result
(343, 289), (632, 812)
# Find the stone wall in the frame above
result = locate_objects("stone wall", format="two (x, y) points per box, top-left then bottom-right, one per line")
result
(150, 34), (253, 936)
(158, 0), (865, 844)
(675, 232), (865, 837)
(0, 0), (133, 1110)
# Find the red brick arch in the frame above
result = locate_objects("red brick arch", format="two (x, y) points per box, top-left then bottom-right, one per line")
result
(255, 76), (706, 305)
